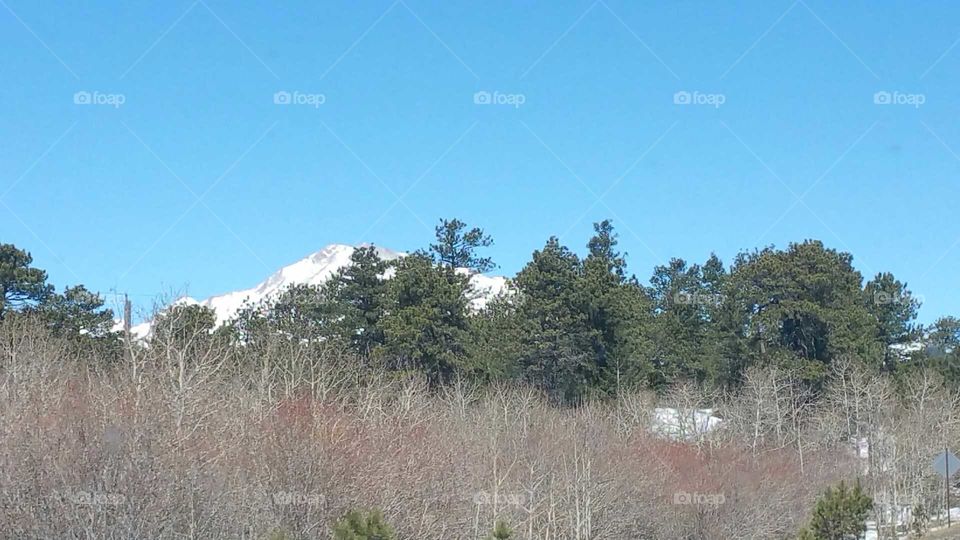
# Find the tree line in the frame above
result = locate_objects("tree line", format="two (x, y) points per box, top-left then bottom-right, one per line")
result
(3, 218), (957, 402)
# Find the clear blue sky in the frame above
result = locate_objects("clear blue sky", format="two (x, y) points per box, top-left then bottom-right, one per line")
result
(1, 0), (958, 323)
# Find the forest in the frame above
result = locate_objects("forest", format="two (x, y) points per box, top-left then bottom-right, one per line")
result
(1, 220), (958, 538)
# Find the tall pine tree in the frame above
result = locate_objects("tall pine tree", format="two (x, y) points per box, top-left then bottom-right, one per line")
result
(382, 252), (472, 384)
(582, 220), (652, 394)
(727, 241), (878, 387)
(429, 218), (494, 272)
(513, 237), (596, 402)
(863, 272), (920, 371)
(0, 243), (51, 318)
(325, 246), (391, 357)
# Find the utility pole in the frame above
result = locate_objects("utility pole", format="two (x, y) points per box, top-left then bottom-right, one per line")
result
(123, 294), (131, 334)
(949, 445), (953, 528)
(123, 294), (132, 362)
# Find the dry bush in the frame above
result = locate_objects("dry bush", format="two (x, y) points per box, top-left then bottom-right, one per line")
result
(0, 319), (918, 539)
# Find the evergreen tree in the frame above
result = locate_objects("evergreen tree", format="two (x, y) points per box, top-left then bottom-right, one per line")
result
(429, 218), (494, 272)
(798, 480), (872, 540)
(922, 316), (960, 385)
(910, 502), (929, 538)
(513, 237), (596, 402)
(151, 303), (222, 353)
(864, 272), (920, 371)
(489, 520), (513, 539)
(727, 241), (879, 386)
(325, 246), (390, 356)
(381, 252), (472, 384)
(259, 284), (335, 343)
(700, 253), (727, 297)
(646, 257), (723, 387)
(467, 294), (523, 382)
(930, 316), (960, 349)
(332, 509), (394, 540)
(599, 281), (654, 394)
(0, 243), (52, 318)
(711, 260), (753, 388)
(585, 220), (626, 280)
(583, 220), (627, 366)
(582, 220), (652, 394)
(38, 285), (115, 340)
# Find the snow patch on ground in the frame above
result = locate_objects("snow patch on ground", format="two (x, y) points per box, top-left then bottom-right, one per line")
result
(651, 407), (723, 440)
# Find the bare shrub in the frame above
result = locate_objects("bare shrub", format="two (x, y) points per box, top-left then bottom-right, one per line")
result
(0, 318), (926, 539)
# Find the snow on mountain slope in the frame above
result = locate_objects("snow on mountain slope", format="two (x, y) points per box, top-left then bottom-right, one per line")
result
(459, 269), (509, 310)
(199, 244), (403, 327)
(128, 244), (508, 338)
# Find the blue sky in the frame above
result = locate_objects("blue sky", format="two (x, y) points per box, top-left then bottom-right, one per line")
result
(1, 0), (958, 323)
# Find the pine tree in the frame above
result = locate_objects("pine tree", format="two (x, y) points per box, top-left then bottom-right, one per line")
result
(332, 509), (395, 540)
(489, 520), (513, 539)
(798, 480), (873, 540)
(929, 316), (960, 350)
(429, 218), (494, 272)
(513, 237), (596, 402)
(248, 283), (335, 343)
(0, 243), (52, 318)
(864, 271), (920, 371)
(922, 316), (960, 385)
(382, 252), (472, 384)
(325, 246), (390, 356)
(583, 220), (626, 368)
(39, 285), (115, 340)
(727, 241), (878, 387)
(646, 256), (724, 387)
(151, 303), (220, 351)
(467, 294), (523, 382)
(582, 220), (652, 395)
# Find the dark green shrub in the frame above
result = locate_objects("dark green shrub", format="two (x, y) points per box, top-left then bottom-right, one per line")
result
(332, 509), (394, 540)
(798, 480), (872, 540)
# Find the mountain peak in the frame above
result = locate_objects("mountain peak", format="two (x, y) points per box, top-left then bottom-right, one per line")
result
(127, 243), (507, 338)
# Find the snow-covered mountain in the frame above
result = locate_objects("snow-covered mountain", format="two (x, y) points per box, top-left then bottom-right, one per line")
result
(128, 244), (508, 338)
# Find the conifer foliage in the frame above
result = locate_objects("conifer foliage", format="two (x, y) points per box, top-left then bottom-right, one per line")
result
(798, 480), (873, 540)
(332, 509), (395, 540)
(6, 215), (958, 398)
(0, 243), (52, 317)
